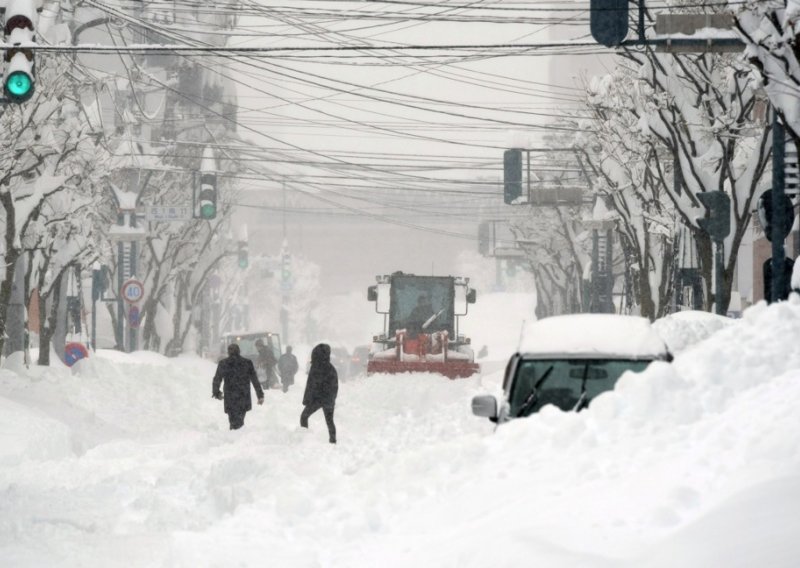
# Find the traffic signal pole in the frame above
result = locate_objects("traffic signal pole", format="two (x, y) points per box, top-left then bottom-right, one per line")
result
(771, 113), (788, 303)
(714, 239), (724, 316)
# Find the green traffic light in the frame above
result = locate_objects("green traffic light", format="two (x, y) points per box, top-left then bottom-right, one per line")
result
(5, 71), (33, 102)
(238, 257), (248, 269)
(200, 203), (216, 219)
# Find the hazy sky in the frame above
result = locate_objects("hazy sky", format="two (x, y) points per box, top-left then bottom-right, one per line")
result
(228, 2), (588, 295)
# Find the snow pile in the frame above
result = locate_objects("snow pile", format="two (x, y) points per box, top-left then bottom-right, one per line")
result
(1, 299), (799, 566)
(652, 309), (735, 354)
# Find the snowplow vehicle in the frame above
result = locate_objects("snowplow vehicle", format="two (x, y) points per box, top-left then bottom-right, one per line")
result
(367, 272), (479, 379)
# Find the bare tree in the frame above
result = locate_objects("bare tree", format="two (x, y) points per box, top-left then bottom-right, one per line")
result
(0, 55), (110, 358)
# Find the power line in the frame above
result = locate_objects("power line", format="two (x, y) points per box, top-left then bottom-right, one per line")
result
(30, 40), (602, 54)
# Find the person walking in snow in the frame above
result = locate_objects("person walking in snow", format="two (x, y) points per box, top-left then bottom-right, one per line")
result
(212, 343), (264, 430)
(278, 345), (299, 393)
(255, 338), (279, 389)
(300, 343), (338, 444)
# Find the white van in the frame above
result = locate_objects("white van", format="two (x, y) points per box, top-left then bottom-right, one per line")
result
(472, 314), (671, 423)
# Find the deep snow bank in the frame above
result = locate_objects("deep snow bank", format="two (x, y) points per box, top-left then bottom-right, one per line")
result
(0, 298), (799, 567)
(651, 309), (735, 354)
(345, 298), (800, 567)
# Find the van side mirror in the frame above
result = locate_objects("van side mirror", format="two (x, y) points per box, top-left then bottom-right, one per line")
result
(367, 285), (377, 302)
(467, 289), (477, 304)
(471, 394), (498, 421)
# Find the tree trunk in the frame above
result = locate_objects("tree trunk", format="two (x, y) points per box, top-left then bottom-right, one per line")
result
(694, 231), (715, 312)
(0, 191), (18, 358)
(141, 294), (159, 350)
(38, 271), (64, 366)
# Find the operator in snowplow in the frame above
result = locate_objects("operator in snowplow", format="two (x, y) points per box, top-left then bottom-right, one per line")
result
(212, 343), (264, 430)
(407, 294), (437, 338)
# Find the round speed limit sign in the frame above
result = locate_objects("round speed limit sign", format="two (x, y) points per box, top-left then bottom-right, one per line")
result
(121, 278), (145, 304)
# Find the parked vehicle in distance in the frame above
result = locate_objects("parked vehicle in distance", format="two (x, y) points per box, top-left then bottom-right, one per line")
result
(305, 343), (350, 378)
(472, 314), (671, 424)
(349, 345), (371, 377)
(219, 331), (282, 387)
(330, 345), (350, 378)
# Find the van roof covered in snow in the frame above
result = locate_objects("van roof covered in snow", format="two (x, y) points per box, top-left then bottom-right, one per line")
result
(518, 314), (669, 360)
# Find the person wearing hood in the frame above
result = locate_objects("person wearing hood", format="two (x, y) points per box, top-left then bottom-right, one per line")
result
(212, 343), (264, 430)
(300, 343), (338, 444)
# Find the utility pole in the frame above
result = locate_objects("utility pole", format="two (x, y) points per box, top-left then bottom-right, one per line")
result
(109, 185), (145, 351)
(282, 178), (287, 240)
(772, 113), (787, 302)
(280, 240), (292, 344)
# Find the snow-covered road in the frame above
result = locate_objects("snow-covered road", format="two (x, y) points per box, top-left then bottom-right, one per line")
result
(2, 298), (800, 567)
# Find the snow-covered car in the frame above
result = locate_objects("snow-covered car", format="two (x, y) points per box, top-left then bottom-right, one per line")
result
(472, 314), (671, 423)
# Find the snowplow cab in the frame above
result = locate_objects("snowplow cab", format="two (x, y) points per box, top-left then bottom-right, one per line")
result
(367, 272), (479, 379)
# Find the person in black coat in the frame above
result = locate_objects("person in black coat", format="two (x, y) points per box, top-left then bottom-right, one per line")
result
(255, 339), (278, 389)
(278, 345), (299, 393)
(300, 343), (338, 443)
(213, 343), (264, 430)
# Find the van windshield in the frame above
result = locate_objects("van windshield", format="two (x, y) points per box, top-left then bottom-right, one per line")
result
(221, 334), (281, 361)
(510, 359), (652, 417)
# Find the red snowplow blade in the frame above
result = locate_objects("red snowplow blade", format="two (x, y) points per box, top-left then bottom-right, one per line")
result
(367, 360), (480, 379)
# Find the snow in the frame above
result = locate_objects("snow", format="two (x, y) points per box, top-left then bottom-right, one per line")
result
(459, 291), (536, 362)
(518, 314), (669, 359)
(652, 310), (735, 355)
(1, 297), (800, 566)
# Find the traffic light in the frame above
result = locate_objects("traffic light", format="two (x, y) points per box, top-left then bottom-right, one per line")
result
(197, 173), (217, 220)
(757, 190), (794, 243)
(696, 191), (731, 241)
(590, 0), (629, 47)
(281, 252), (291, 281)
(503, 149), (522, 205)
(91, 267), (108, 302)
(3, 0), (37, 103)
(237, 241), (248, 269)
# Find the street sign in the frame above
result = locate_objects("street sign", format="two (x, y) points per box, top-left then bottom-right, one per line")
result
(129, 305), (141, 329)
(145, 205), (192, 222)
(109, 226), (148, 242)
(64, 342), (89, 367)
(655, 13), (734, 36)
(121, 278), (145, 304)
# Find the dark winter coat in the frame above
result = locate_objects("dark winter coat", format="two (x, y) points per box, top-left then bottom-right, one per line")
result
(302, 344), (338, 408)
(257, 345), (278, 371)
(213, 354), (264, 415)
(278, 353), (299, 380)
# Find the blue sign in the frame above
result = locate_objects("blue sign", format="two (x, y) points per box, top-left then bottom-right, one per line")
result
(129, 305), (140, 329)
(64, 342), (89, 367)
